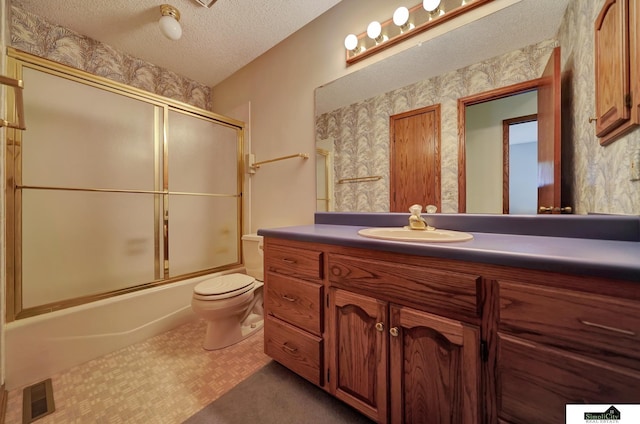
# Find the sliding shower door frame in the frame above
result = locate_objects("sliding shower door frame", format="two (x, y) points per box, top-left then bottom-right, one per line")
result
(4, 49), (245, 321)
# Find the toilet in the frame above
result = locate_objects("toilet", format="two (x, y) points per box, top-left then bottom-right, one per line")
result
(191, 234), (264, 350)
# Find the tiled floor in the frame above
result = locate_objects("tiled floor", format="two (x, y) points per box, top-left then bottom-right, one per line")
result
(4, 319), (271, 424)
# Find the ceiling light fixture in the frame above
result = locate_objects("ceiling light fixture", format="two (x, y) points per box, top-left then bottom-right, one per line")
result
(159, 4), (182, 41)
(344, 0), (492, 65)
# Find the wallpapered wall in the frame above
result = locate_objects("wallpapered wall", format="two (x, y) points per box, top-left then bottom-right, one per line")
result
(558, 0), (639, 215)
(9, 5), (212, 111)
(317, 0), (640, 215)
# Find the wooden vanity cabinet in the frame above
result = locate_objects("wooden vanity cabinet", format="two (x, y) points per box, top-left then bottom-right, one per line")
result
(328, 289), (481, 424)
(263, 237), (640, 424)
(328, 252), (482, 424)
(263, 241), (325, 386)
(494, 277), (640, 424)
(594, 0), (640, 144)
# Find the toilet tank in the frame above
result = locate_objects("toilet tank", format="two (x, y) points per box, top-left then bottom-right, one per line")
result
(241, 234), (264, 281)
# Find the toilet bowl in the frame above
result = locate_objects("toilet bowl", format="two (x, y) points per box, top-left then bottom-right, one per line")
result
(191, 234), (264, 350)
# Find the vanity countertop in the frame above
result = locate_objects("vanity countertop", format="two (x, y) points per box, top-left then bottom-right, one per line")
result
(258, 213), (640, 282)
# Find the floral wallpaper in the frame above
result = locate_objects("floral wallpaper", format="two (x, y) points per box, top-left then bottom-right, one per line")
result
(317, 0), (640, 215)
(9, 5), (212, 111)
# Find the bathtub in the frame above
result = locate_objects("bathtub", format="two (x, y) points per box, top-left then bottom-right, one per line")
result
(4, 268), (243, 390)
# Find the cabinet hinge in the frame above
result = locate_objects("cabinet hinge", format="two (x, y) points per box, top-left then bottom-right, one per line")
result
(625, 93), (632, 108)
(327, 369), (330, 383)
(326, 293), (329, 308)
(480, 340), (489, 362)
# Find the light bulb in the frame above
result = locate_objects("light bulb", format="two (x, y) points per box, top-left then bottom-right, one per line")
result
(393, 7), (410, 27)
(367, 21), (382, 40)
(159, 16), (182, 40)
(159, 5), (182, 41)
(423, 0), (441, 12)
(344, 34), (359, 51)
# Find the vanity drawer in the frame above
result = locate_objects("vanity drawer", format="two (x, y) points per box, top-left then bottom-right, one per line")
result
(328, 253), (480, 320)
(265, 245), (323, 281)
(497, 334), (640, 424)
(264, 316), (323, 386)
(499, 280), (640, 370)
(265, 273), (323, 336)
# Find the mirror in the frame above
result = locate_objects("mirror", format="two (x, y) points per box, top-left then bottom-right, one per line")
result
(464, 91), (538, 214)
(315, 0), (584, 213)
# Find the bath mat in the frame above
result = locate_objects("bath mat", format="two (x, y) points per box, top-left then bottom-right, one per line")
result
(183, 361), (374, 424)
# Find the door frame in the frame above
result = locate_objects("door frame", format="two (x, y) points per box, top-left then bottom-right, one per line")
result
(502, 114), (538, 214)
(457, 79), (541, 213)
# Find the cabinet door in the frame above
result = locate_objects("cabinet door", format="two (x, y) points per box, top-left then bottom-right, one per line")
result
(497, 334), (640, 424)
(329, 289), (388, 423)
(594, 0), (630, 137)
(389, 305), (480, 424)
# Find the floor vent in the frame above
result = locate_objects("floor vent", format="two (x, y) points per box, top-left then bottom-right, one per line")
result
(22, 378), (55, 424)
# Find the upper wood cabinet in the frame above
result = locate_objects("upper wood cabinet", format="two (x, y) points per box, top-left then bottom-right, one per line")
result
(594, 0), (640, 145)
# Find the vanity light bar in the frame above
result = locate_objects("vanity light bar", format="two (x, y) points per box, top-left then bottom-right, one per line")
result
(344, 0), (493, 65)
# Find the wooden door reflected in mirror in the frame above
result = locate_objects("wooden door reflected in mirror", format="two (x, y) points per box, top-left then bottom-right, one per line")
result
(389, 104), (441, 213)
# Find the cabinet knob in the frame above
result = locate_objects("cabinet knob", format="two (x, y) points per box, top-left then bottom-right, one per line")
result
(282, 294), (297, 302)
(389, 327), (399, 337)
(589, 117), (598, 123)
(538, 206), (553, 213)
(375, 322), (384, 332)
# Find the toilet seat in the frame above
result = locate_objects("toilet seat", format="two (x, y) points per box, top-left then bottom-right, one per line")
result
(194, 274), (256, 300)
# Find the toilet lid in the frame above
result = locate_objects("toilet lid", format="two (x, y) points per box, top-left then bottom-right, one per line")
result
(194, 274), (256, 297)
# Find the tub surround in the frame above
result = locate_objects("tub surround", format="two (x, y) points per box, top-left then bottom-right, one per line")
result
(258, 213), (640, 282)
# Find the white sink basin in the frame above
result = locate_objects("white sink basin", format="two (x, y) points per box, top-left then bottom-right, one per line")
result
(358, 227), (473, 243)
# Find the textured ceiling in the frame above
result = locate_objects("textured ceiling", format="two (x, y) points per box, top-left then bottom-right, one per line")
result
(12, 0), (342, 87)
